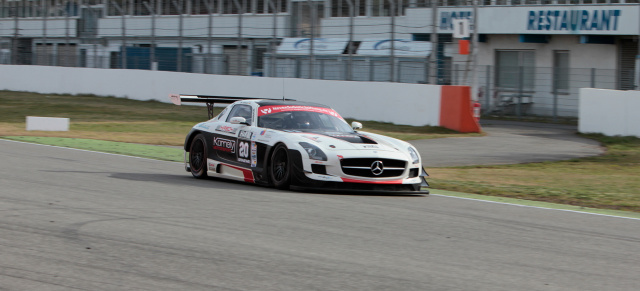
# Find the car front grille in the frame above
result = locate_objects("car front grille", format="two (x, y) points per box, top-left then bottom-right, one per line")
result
(340, 158), (406, 178)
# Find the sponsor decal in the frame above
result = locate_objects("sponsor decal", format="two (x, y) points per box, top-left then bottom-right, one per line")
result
(216, 125), (237, 133)
(312, 175), (337, 181)
(362, 145), (379, 149)
(238, 130), (253, 140)
(257, 105), (343, 119)
(260, 108), (272, 115)
(213, 137), (236, 153)
(337, 155), (344, 160)
(257, 130), (273, 142)
(237, 158), (251, 164)
(208, 162), (216, 171)
(250, 141), (258, 167)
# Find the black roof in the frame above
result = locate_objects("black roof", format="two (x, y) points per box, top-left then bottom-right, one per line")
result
(256, 99), (331, 108)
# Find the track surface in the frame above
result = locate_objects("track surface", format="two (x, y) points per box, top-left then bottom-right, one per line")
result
(1, 140), (639, 291)
(411, 120), (603, 167)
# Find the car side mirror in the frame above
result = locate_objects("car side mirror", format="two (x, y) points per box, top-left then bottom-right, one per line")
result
(351, 121), (363, 130)
(230, 116), (249, 125)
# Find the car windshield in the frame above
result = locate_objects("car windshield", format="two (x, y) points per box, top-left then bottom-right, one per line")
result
(258, 108), (354, 133)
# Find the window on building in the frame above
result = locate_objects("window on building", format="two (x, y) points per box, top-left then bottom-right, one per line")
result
(496, 50), (535, 91)
(553, 50), (569, 93)
(368, 0), (406, 17)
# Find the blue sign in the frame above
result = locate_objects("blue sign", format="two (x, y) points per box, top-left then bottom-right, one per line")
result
(440, 11), (473, 30)
(527, 10), (621, 31)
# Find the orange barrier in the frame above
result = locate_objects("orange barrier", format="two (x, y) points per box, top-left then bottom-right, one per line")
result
(439, 85), (482, 133)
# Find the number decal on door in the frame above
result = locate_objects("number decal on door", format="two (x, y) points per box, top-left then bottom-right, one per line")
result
(238, 141), (249, 159)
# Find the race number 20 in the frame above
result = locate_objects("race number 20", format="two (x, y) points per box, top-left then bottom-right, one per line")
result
(238, 141), (249, 158)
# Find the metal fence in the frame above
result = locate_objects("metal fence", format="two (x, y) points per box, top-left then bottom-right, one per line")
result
(1, 0), (635, 120)
(0, 46), (624, 119)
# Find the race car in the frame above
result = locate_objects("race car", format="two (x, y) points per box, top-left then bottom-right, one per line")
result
(170, 94), (429, 194)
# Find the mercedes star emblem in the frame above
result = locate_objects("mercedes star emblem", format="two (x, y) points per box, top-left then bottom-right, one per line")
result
(371, 160), (384, 176)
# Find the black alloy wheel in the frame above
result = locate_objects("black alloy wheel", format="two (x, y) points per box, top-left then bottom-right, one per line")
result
(189, 134), (208, 179)
(270, 144), (291, 189)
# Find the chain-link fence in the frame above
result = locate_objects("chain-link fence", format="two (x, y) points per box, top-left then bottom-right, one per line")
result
(477, 66), (618, 120)
(1, 0), (636, 120)
(0, 43), (625, 119)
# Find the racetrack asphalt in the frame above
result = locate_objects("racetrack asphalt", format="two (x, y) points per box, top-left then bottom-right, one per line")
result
(1, 139), (639, 291)
(410, 120), (604, 167)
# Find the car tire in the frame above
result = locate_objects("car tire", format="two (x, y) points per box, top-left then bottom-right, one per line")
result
(189, 134), (208, 179)
(270, 143), (291, 189)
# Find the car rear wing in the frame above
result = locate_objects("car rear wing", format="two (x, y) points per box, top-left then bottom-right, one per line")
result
(169, 94), (295, 119)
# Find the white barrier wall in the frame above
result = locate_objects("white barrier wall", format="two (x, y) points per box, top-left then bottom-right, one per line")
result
(579, 88), (640, 138)
(0, 65), (441, 126)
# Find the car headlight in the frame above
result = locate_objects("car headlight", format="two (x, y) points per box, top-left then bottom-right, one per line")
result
(408, 147), (420, 164)
(299, 142), (327, 161)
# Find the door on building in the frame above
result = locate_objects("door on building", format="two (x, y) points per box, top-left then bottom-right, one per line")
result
(224, 45), (248, 75)
(13, 38), (33, 65)
(618, 39), (637, 90)
(57, 44), (78, 67)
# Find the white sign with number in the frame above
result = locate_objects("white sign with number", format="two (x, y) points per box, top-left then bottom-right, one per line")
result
(453, 19), (470, 38)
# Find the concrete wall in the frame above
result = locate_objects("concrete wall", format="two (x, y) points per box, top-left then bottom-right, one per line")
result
(579, 88), (640, 137)
(0, 65), (441, 126)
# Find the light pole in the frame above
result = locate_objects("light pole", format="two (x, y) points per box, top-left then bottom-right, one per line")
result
(345, 0), (354, 81)
(171, 0), (184, 72)
(268, 0), (278, 77)
(143, 1), (157, 70)
(430, 0), (438, 84)
(233, 0), (244, 75)
(111, 1), (127, 69)
(306, 0), (316, 79)
(388, 0), (395, 82)
(204, 0), (215, 74)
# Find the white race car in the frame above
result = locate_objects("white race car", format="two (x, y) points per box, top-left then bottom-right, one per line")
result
(171, 94), (429, 194)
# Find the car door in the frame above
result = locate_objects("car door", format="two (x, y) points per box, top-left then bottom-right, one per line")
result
(211, 103), (255, 168)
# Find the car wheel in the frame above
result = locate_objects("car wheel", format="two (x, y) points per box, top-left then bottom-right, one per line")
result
(270, 144), (291, 189)
(189, 134), (208, 179)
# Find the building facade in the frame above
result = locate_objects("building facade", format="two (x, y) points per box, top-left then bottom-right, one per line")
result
(1, 0), (638, 117)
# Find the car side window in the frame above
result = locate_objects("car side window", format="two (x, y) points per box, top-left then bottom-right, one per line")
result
(226, 104), (253, 125)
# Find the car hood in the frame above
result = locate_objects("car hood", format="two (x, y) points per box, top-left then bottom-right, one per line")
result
(296, 131), (404, 152)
